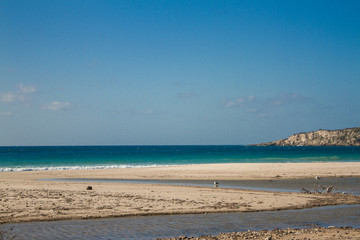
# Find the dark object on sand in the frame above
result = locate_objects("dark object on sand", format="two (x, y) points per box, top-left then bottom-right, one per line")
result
(301, 185), (334, 194)
(86, 186), (93, 190)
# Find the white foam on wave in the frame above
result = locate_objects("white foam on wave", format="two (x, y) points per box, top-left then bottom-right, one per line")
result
(0, 164), (171, 172)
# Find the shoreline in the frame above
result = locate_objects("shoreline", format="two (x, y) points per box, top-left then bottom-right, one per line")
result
(1, 162), (360, 224)
(2, 160), (360, 175)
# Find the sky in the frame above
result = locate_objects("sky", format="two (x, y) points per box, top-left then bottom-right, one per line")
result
(1, 0), (359, 146)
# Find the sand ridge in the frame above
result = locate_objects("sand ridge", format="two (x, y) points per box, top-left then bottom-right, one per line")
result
(159, 227), (360, 240)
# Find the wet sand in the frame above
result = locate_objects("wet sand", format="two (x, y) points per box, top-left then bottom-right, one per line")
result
(1, 162), (360, 223)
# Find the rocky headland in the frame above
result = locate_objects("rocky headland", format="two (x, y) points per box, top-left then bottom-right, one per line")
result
(255, 127), (360, 146)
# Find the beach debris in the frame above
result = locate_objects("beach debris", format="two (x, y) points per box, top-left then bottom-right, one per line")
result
(301, 188), (312, 194)
(301, 184), (334, 194)
(213, 181), (219, 187)
(86, 186), (93, 190)
(316, 185), (334, 194)
(325, 186), (334, 193)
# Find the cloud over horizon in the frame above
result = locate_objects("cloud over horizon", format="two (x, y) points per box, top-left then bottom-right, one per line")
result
(222, 93), (310, 118)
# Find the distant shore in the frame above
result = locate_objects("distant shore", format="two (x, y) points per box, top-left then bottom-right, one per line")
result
(1, 162), (360, 224)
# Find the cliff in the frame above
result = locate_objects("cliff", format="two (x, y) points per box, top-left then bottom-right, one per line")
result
(256, 128), (360, 146)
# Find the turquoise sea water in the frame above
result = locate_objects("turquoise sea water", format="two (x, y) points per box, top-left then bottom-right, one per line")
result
(1, 145), (360, 172)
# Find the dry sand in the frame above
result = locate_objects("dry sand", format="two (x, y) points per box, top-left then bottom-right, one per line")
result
(1, 162), (360, 224)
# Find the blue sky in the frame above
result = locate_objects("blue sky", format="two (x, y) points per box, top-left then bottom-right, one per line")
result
(1, 0), (359, 146)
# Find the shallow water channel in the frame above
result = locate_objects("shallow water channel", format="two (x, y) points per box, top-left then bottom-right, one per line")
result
(6, 205), (360, 240)
(45, 177), (360, 195)
(5, 177), (360, 240)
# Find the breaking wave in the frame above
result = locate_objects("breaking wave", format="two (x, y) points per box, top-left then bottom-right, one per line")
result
(0, 164), (171, 172)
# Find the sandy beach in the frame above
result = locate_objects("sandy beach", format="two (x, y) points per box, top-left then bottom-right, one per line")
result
(1, 162), (360, 224)
(160, 227), (360, 240)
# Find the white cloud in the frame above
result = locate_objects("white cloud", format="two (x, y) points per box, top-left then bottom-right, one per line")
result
(1, 83), (36, 103)
(43, 101), (72, 111)
(223, 93), (307, 109)
(224, 101), (235, 108)
(266, 93), (308, 106)
(1, 92), (24, 102)
(222, 97), (246, 108)
(17, 83), (37, 93)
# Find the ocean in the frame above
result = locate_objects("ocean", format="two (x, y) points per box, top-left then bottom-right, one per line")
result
(1, 145), (360, 172)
